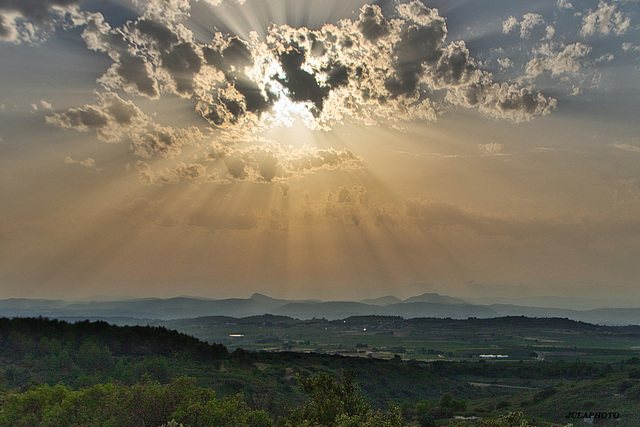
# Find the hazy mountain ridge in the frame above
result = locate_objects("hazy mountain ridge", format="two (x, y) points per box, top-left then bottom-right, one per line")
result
(0, 292), (638, 325)
(359, 295), (402, 306)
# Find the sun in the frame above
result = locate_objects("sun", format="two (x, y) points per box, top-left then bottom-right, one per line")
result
(243, 49), (319, 129)
(268, 82), (318, 127)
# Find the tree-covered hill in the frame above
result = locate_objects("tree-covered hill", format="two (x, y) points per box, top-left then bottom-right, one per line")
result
(0, 316), (635, 426)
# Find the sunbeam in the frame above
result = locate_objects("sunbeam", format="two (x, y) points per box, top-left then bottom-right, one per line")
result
(1, 0), (640, 303)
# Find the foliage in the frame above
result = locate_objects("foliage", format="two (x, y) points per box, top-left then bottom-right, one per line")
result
(283, 371), (405, 427)
(443, 411), (574, 427)
(1, 317), (638, 426)
(0, 378), (272, 427)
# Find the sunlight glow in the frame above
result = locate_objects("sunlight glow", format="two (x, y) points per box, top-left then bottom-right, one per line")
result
(267, 82), (317, 127)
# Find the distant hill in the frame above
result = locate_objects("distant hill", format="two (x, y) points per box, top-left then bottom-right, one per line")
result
(0, 292), (638, 325)
(489, 304), (640, 326)
(468, 295), (639, 310)
(380, 302), (498, 319)
(275, 301), (374, 319)
(360, 295), (402, 306)
(249, 292), (284, 303)
(403, 293), (469, 305)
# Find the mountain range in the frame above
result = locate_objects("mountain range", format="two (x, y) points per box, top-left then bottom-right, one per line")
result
(1, 292), (639, 325)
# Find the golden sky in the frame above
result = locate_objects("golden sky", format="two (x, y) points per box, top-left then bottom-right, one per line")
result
(1, 0), (639, 302)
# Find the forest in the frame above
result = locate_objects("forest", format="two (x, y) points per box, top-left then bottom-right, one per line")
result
(1, 316), (638, 426)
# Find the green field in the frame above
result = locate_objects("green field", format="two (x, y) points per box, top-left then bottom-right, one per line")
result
(161, 315), (640, 364)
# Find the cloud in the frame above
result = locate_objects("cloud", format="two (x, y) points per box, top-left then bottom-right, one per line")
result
(622, 42), (640, 52)
(130, 135), (364, 186)
(478, 142), (504, 155)
(404, 198), (640, 243)
(502, 16), (518, 34)
(580, 1), (630, 37)
(519, 13), (545, 39)
(557, 0), (573, 10)
(322, 185), (369, 226)
(46, 92), (149, 142)
(445, 80), (557, 122)
(64, 156), (95, 168)
(79, 1), (555, 129)
(497, 57), (512, 69)
(212, 142), (364, 183)
(503, 13), (545, 39)
(0, 0), (92, 44)
(526, 42), (592, 77)
(135, 160), (208, 185)
(544, 25), (555, 40)
(130, 124), (204, 159)
(83, 13), (192, 99)
(48, 92), (206, 161)
(197, 0), (247, 6)
(614, 143), (640, 153)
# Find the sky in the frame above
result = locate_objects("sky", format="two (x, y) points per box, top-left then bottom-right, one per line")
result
(0, 0), (639, 303)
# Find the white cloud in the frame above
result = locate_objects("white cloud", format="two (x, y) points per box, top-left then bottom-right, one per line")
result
(503, 13), (545, 39)
(614, 143), (640, 153)
(595, 53), (614, 63)
(520, 13), (545, 38)
(497, 57), (512, 69)
(64, 156), (96, 168)
(526, 42), (592, 78)
(544, 25), (555, 40)
(557, 0), (574, 9)
(197, 0), (246, 6)
(622, 42), (640, 52)
(502, 16), (518, 34)
(478, 142), (504, 155)
(580, 1), (631, 37)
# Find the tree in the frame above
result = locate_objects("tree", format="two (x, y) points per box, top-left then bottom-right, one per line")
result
(284, 371), (405, 426)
